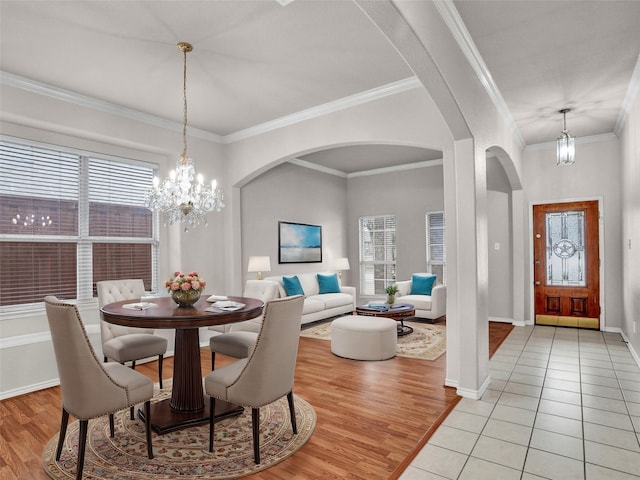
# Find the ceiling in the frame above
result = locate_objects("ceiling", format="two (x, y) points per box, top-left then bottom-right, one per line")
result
(1, 0), (639, 174)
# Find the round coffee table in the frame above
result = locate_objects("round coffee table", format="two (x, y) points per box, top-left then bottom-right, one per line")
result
(354, 303), (415, 336)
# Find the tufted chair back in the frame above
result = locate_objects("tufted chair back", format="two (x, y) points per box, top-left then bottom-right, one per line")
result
(97, 279), (149, 340)
(229, 280), (280, 333)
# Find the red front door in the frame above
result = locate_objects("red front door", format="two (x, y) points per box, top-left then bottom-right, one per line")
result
(533, 201), (600, 329)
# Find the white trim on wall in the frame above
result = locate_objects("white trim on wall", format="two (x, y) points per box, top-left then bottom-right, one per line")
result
(1, 70), (423, 147)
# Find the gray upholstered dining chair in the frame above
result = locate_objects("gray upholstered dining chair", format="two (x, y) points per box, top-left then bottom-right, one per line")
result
(44, 296), (154, 480)
(97, 279), (168, 389)
(205, 294), (304, 464)
(208, 280), (279, 369)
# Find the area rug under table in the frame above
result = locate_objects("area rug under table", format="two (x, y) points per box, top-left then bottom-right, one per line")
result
(300, 320), (446, 361)
(42, 383), (316, 479)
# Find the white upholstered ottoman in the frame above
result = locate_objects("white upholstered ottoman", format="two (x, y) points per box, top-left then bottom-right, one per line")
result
(331, 315), (397, 360)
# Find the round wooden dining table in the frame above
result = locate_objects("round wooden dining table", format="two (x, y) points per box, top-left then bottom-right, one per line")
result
(100, 295), (264, 434)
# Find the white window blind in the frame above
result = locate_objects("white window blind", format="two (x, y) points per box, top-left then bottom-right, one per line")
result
(426, 211), (446, 284)
(359, 215), (396, 295)
(0, 139), (157, 307)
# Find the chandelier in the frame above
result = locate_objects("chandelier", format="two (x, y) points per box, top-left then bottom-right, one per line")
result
(556, 108), (575, 166)
(146, 42), (224, 231)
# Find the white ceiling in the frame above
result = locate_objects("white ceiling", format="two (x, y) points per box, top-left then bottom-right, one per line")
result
(1, 0), (639, 173)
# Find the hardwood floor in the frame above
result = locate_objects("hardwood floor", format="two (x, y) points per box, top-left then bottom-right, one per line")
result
(0, 321), (513, 480)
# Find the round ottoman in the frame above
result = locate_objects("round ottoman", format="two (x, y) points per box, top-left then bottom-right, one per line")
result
(331, 315), (397, 360)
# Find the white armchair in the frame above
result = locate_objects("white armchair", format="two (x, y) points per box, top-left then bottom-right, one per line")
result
(395, 275), (446, 321)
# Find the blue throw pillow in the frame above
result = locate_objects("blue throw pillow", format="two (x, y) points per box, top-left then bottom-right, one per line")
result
(317, 273), (341, 294)
(410, 274), (437, 295)
(282, 275), (304, 297)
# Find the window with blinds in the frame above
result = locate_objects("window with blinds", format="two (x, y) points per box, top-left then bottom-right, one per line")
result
(358, 215), (396, 296)
(0, 139), (157, 307)
(426, 211), (446, 284)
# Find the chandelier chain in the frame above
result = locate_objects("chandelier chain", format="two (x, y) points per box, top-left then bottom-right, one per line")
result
(177, 41), (192, 162)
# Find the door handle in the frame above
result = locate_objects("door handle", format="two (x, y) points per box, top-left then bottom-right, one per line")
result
(535, 281), (541, 286)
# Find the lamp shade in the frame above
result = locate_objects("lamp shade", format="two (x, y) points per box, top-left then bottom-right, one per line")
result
(247, 256), (271, 278)
(334, 258), (350, 271)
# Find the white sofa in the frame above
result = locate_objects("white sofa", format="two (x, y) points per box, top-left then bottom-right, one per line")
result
(395, 278), (446, 321)
(264, 272), (356, 325)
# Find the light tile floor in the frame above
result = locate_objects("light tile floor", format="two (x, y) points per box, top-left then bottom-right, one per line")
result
(400, 324), (640, 479)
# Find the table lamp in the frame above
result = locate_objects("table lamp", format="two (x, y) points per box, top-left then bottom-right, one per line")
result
(334, 257), (350, 279)
(247, 256), (271, 280)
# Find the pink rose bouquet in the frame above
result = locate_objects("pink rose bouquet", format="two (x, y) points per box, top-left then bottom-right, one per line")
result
(165, 271), (206, 293)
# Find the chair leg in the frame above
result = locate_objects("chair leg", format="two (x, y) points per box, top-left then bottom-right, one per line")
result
(131, 360), (136, 369)
(76, 419), (88, 480)
(208, 396), (216, 452)
(158, 354), (164, 389)
(55, 408), (69, 461)
(130, 406), (134, 421)
(109, 414), (115, 437)
(144, 400), (153, 459)
(211, 351), (216, 370)
(103, 356), (108, 363)
(287, 391), (298, 435)
(252, 407), (260, 464)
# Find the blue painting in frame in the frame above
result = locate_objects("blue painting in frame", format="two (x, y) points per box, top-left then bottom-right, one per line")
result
(278, 221), (322, 263)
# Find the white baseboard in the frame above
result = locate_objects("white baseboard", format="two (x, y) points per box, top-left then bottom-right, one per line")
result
(614, 328), (640, 368)
(0, 379), (61, 401)
(489, 317), (514, 324)
(444, 377), (458, 389)
(456, 375), (491, 400)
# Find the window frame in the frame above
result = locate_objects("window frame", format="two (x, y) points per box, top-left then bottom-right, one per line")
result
(426, 211), (446, 284)
(358, 214), (397, 297)
(0, 136), (159, 313)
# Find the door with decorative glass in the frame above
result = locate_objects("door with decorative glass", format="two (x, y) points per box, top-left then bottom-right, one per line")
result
(533, 201), (600, 329)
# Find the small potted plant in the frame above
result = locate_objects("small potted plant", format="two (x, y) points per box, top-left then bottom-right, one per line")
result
(385, 284), (399, 306)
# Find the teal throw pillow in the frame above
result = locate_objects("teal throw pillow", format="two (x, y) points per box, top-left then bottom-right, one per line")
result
(317, 273), (341, 294)
(282, 275), (305, 297)
(410, 274), (437, 295)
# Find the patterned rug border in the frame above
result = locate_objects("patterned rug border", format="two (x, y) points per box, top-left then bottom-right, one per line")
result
(301, 320), (446, 361)
(42, 385), (316, 480)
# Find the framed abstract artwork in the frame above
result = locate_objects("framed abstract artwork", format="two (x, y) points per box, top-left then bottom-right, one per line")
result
(278, 221), (322, 263)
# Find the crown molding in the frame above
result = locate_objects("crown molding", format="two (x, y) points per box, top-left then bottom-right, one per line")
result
(222, 76), (422, 144)
(348, 159), (442, 178)
(434, 0), (525, 149)
(614, 53), (640, 135)
(524, 132), (618, 152)
(2, 70), (421, 146)
(290, 157), (442, 178)
(289, 159), (348, 178)
(0, 71), (223, 144)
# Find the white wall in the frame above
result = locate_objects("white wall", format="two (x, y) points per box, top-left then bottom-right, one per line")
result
(620, 84), (640, 359)
(488, 190), (513, 320)
(522, 137), (623, 330)
(487, 157), (514, 321)
(240, 162), (348, 285)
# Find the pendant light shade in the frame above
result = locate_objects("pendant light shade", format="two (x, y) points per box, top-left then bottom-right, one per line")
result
(556, 108), (575, 166)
